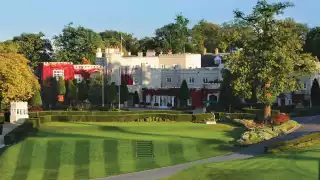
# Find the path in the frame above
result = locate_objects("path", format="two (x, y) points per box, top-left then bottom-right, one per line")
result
(98, 116), (320, 180)
(0, 123), (19, 149)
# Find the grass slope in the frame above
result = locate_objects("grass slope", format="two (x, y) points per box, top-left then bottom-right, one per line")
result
(166, 133), (320, 180)
(0, 122), (244, 180)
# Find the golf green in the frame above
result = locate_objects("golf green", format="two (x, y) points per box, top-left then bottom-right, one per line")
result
(0, 122), (244, 180)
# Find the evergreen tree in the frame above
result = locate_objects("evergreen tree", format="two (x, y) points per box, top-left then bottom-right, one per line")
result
(120, 81), (129, 104)
(179, 80), (190, 107)
(88, 77), (102, 105)
(29, 89), (42, 107)
(107, 82), (117, 105)
(311, 79), (320, 107)
(67, 80), (77, 105)
(57, 77), (66, 95)
(77, 80), (89, 102)
(218, 69), (242, 111)
(133, 91), (140, 105)
(42, 77), (58, 109)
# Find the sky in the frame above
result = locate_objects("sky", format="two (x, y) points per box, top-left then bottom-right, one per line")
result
(0, 0), (319, 41)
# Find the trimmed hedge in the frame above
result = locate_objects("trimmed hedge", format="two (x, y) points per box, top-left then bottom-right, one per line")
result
(29, 110), (184, 118)
(214, 112), (256, 121)
(4, 119), (38, 145)
(38, 113), (193, 123)
(242, 108), (280, 122)
(192, 113), (215, 123)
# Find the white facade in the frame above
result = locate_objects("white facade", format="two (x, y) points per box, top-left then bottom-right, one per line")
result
(10, 102), (29, 124)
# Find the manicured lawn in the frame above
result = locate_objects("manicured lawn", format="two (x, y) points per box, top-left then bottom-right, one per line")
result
(0, 122), (244, 180)
(166, 134), (320, 180)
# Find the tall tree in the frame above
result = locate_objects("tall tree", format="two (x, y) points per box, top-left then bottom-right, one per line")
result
(155, 14), (192, 53)
(218, 69), (242, 111)
(311, 79), (320, 107)
(13, 32), (53, 68)
(304, 27), (320, 60)
(42, 77), (58, 109)
(88, 77), (102, 105)
(77, 80), (89, 102)
(179, 80), (190, 107)
(229, 0), (318, 123)
(29, 89), (42, 107)
(0, 41), (19, 53)
(54, 23), (104, 64)
(0, 53), (40, 105)
(120, 81), (129, 104)
(107, 82), (117, 106)
(57, 77), (66, 96)
(67, 80), (77, 105)
(191, 20), (221, 53)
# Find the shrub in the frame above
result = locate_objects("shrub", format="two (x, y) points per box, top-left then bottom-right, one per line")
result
(29, 106), (43, 112)
(242, 108), (280, 122)
(237, 120), (299, 145)
(215, 112), (256, 121)
(4, 119), (38, 145)
(272, 113), (290, 125)
(233, 119), (264, 129)
(192, 113), (215, 123)
(0, 116), (4, 124)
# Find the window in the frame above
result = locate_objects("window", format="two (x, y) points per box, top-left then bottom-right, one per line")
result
(173, 64), (179, 69)
(203, 78), (208, 84)
(187, 98), (192, 106)
(166, 77), (172, 83)
(53, 70), (64, 80)
(74, 74), (83, 83)
(160, 64), (165, 69)
(188, 77), (195, 84)
(304, 83), (307, 89)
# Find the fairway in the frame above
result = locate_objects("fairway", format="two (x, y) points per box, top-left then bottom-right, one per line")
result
(0, 122), (244, 180)
(166, 146), (320, 180)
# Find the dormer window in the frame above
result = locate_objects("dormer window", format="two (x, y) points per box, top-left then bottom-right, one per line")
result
(214, 56), (222, 64)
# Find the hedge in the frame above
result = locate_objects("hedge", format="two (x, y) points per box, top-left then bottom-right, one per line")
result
(242, 108), (280, 121)
(214, 112), (256, 121)
(4, 119), (38, 145)
(192, 113), (215, 123)
(0, 116), (4, 123)
(29, 110), (184, 118)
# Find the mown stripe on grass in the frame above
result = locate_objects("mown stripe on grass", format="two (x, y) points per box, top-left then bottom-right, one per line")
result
(0, 143), (22, 180)
(117, 140), (135, 173)
(131, 140), (159, 172)
(42, 140), (62, 180)
(182, 140), (200, 161)
(74, 140), (90, 180)
(168, 141), (186, 165)
(153, 141), (171, 167)
(26, 140), (47, 180)
(12, 140), (35, 180)
(89, 139), (105, 179)
(57, 140), (76, 180)
(103, 139), (120, 176)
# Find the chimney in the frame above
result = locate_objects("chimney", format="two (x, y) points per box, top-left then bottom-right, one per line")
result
(96, 48), (102, 58)
(138, 52), (143, 57)
(215, 48), (219, 55)
(128, 52), (131, 56)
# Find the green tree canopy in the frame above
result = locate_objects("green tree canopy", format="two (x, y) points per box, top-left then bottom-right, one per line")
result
(88, 77), (102, 105)
(67, 80), (77, 103)
(29, 89), (42, 107)
(13, 32), (53, 68)
(179, 80), (190, 107)
(54, 23), (104, 64)
(229, 0), (318, 122)
(77, 80), (89, 102)
(120, 81), (129, 104)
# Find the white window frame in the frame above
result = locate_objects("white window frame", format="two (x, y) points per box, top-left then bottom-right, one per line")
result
(166, 77), (172, 83)
(74, 74), (83, 83)
(53, 70), (64, 80)
(187, 98), (192, 106)
(188, 77), (195, 84)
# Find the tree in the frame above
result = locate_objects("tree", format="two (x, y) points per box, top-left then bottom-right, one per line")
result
(88, 77), (102, 105)
(67, 80), (77, 105)
(179, 80), (190, 107)
(42, 77), (58, 109)
(54, 23), (104, 64)
(77, 80), (89, 102)
(218, 69), (242, 111)
(107, 82), (117, 105)
(229, 0), (318, 123)
(133, 91), (140, 105)
(120, 81), (129, 104)
(100, 30), (140, 55)
(57, 77), (66, 95)
(0, 41), (19, 53)
(191, 20), (221, 53)
(0, 53), (40, 105)
(13, 32), (53, 69)
(311, 79), (320, 107)
(29, 89), (42, 107)
(304, 27), (320, 60)
(155, 14), (192, 53)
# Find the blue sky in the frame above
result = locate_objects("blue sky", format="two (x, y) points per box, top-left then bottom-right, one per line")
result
(0, 0), (318, 41)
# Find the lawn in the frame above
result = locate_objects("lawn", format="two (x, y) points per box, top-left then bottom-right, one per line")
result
(166, 133), (320, 180)
(0, 122), (244, 180)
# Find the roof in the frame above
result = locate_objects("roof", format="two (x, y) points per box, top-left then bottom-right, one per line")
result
(201, 54), (226, 67)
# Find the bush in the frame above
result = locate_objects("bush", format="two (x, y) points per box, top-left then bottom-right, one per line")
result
(4, 119), (39, 145)
(29, 106), (43, 112)
(232, 119), (264, 129)
(214, 112), (256, 121)
(242, 108), (280, 122)
(0, 116), (4, 124)
(272, 113), (290, 125)
(237, 120), (299, 145)
(192, 113), (215, 123)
